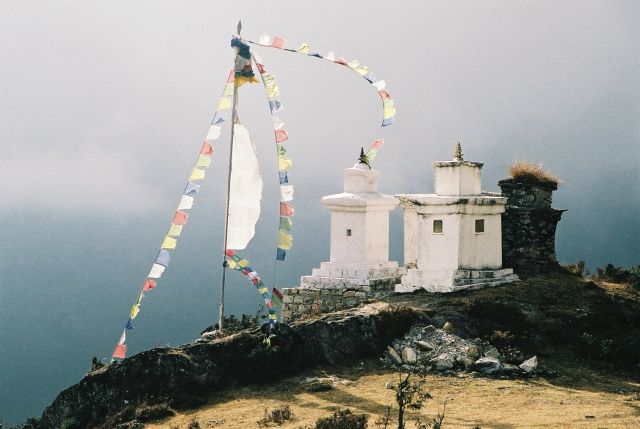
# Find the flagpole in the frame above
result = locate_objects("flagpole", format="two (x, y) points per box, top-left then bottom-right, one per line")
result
(218, 20), (242, 333)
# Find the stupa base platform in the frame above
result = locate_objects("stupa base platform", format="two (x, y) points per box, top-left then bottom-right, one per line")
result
(395, 268), (519, 293)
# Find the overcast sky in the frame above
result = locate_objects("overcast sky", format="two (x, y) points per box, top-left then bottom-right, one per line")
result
(1, 0), (638, 424)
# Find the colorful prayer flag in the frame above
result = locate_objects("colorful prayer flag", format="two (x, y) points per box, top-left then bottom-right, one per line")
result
(142, 279), (156, 292)
(178, 195), (194, 210)
(275, 129), (288, 143)
(161, 236), (177, 250)
(168, 223), (183, 237)
(172, 210), (188, 225)
(280, 202), (294, 217)
(112, 343), (127, 359)
(278, 155), (292, 171)
(279, 217), (292, 231)
(271, 36), (286, 48)
(148, 263), (165, 279)
(382, 116), (395, 127)
(206, 125), (222, 141)
(276, 248), (286, 260)
(279, 171), (289, 184)
(118, 330), (126, 345)
(130, 304), (140, 319)
(200, 142), (214, 155)
(189, 168), (205, 181)
(373, 80), (386, 91)
(184, 182), (200, 196)
(278, 230), (293, 249)
(155, 250), (171, 267)
(258, 33), (271, 45)
(280, 185), (294, 202)
(297, 43), (310, 54)
(126, 318), (134, 329)
(218, 97), (232, 110)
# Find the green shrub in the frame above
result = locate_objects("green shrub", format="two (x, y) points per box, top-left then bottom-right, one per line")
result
(134, 403), (174, 422)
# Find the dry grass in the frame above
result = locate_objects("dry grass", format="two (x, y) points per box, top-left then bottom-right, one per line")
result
(146, 364), (640, 428)
(509, 161), (560, 186)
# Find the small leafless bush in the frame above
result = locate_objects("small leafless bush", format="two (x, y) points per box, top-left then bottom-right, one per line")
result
(315, 409), (368, 429)
(257, 405), (294, 427)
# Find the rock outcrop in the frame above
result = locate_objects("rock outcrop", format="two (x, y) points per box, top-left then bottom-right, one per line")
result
(40, 303), (428, 428)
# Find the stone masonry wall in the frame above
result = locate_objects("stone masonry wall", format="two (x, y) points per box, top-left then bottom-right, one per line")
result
(280, 277), (399, 323)
(498, 179), (565, 272)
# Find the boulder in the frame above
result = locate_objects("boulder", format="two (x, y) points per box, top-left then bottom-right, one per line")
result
(387, 347), (403, 365)
(484, 347), (502, 360)
(401, 347), (417, 364)
(466, 345), (481, 360)
(432, 353), (455, 370)
(442, 322), (454, 333)
(519, 356), (538, 373)
(385, 380), (395, 390)
(474, 356), (501, 375)
(415, 340), (435, 351)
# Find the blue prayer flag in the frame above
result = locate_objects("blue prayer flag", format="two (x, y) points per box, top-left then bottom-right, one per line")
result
(364, 73), (376, 83)
(126, 319), (134, 330)
(279, 171), (289, 184)
(382, 117), (395, 127)
(276, 248), (286, 261)
(156, 250), (171, 267)
(212, 111), (226, 125)
(184, 182), (200, 196)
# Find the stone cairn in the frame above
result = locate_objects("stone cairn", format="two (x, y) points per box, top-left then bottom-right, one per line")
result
(498, 179), (565, 272)
(384, 324), (539, 377)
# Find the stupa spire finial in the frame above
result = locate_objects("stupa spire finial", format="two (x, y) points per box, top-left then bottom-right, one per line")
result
(358, 147), (371, 169)
(454, 142), (464, 161)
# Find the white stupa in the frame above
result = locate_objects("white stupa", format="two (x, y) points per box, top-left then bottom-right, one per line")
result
(300, 161), (405, 292)
(396, 144), (519, 293)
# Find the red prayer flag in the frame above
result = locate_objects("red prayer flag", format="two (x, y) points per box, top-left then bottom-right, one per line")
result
(271, 36), (285, 49)
(225, 249), (236, 257)
(280, 202), (294, 217)
(172, 211), (188, 225)
(227, 69), (234, 83)
(200, 142), (214, 155)
(272, 287), (284, 300)
(379, 90), (392, 99)
(142, 279), (156, 292)
(112, 344), (127, 359)
(256, 63), (266, 74)
(372, 139), (384, 150)
(275, 129), (288, 143)
(334, 57), (348, 65)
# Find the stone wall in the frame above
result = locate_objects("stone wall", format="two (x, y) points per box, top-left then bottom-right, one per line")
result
(498, 179), (565, 272)
(281, 277), (399, 323)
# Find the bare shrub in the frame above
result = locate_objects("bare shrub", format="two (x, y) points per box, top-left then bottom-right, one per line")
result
(257, 405), (294, 427)
(509, 161), (559, 186)
(315, 409), (368, 429)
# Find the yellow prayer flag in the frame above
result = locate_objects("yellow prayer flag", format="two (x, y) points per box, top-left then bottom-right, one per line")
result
(234, 76), (259, 87)
(347, 59), (359, 69)
(238, 259), (249, 267)
(269, 312), (277, 320)
(189, 168), (205, 181)
(267, 84), (279, 99)
(355, 66), (369, 76)
(218, 96), (232, 110)
(168, 223), (183, 237)
(226, 260), (238, 269)
(383, 99), (395, 109)
(383, 106), (396, 119)
(297, 43), (310, 54)
(278, 155), (293, 171)
(222, 83), (234, 97)
(161, 236), (177, 250)
(130, 304), (140, 319)
(258, 287), (268, 295)
(278, 230), (293, 250)
(196, 155), (211, 168)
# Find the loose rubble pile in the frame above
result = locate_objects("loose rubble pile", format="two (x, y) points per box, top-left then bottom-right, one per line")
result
(384, 323), (540, 378)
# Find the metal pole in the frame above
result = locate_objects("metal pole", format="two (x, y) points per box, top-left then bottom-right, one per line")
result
(218, 21), (242, 332)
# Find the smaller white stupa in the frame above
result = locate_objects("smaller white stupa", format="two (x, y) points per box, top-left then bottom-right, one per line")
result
(396, 144), (518, 293)
(300, 161), (405, 292)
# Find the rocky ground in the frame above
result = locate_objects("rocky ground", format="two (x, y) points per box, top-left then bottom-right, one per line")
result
(22, 270), (640, 428)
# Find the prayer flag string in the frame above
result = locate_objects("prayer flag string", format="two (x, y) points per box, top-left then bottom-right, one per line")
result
(248, 34), (396, 163)
(111, 67), (236, 360)
(224, 250), (280, 326)
(251, 53), (294, 261)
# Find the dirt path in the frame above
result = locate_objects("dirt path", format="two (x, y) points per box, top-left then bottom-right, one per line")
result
(147, 364), (640, 428)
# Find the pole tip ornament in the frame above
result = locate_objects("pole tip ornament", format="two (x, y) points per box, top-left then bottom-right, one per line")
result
(237, 20), (242, 36)
(454, 142), (464, 161)
(358, 147), (371, 169)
